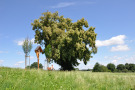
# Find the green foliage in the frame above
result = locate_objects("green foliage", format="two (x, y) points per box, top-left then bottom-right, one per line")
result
(125, 63), (129, 70)
(93, 63), (135, 72)
(114, 69), (118, 72)
(26, 66), (30, 69)
(122, 69), (128, 73)
(128, 64), (135, 72)
(1, 67), (135, 89)
(93, 63), (100, 72)
(93, 62), (108, 72)
(117, 64), (125, 71)
(107, 63), (115, 72)
(30, 62), (43, 69)
(31, 11), (97, 70)
(44, 44), (52, 63)
(100, 65), (108, 72)
(74, 68), (79, 71)
(22, 37), (32, 56)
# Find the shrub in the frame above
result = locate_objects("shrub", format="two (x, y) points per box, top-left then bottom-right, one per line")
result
(122, 69), (128, 73)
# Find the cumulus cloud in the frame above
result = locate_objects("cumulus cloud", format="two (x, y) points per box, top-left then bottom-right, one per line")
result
(51, 2), (75, 8)
(96, 35), (126, 47)
(15, 61), (24, 66)
(0, 60), (4, 64)
(111, 45), (130, 52)
(16, 38), (35, 46)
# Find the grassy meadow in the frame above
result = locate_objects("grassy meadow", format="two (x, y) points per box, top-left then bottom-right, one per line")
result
(0, 67), (135, 90)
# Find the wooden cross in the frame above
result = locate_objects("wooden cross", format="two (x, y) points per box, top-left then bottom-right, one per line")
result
(35, 46), (43, 70)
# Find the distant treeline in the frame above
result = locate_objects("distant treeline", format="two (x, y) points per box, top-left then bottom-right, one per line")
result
(92, 63), (135, 72)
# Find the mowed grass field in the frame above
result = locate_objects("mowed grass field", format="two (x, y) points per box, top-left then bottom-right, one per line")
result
(0, 67), (135, 90)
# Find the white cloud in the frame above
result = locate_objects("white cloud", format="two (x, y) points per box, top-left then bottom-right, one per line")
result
(111, 60), (117, 64)
(104, 55), (135, 65)
(30, 56), (35, 60)
(16, 38), (35, 46)
(14, 63), (19, 66)
(0, 51), (8, 53)
(125, 55), (135, 63)
(104, 56), (123, 65)
(96, 35), (126, 47)
(17, 61), (24, 64)
(126, 40), (135, 43)
(17, 41), (23, 46)
(51, 2), (75, 8)
(15, 61), (24, 66)
(17, 51), (24, 55)
(31, 38), (35, 43)
(111, 45), (130, 52)
(104, 56), (123, 61)
(0, 60), (4, 64)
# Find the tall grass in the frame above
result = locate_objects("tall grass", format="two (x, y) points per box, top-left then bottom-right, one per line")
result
(0, 67), (135, 90)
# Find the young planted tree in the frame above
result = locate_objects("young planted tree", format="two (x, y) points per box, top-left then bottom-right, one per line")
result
(31, 11), (97, 70)
(22, 38), (32, 69)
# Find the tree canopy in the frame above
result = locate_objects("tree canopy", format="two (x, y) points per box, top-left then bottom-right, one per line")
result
(31, 11), (97, 70)
(93, 62), (108, 72)
(117, 64), (125, 71)
(22, 37), (32, 56)
(107, 63), (115, 72)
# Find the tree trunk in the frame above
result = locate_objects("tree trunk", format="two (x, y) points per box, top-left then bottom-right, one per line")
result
(60, 59), (74, 71)
(29, 56), (30, 69)
(47, 58), (48, 70)
(25, 55), (27, 69)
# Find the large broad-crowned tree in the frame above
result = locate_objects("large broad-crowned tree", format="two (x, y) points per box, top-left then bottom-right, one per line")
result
(31, 11), (97, 70)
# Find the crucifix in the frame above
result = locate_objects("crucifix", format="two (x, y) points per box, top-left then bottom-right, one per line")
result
(35, 46), (43, 70)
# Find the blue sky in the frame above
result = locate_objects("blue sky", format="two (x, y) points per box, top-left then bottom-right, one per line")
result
(0, 0), (135, 70)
